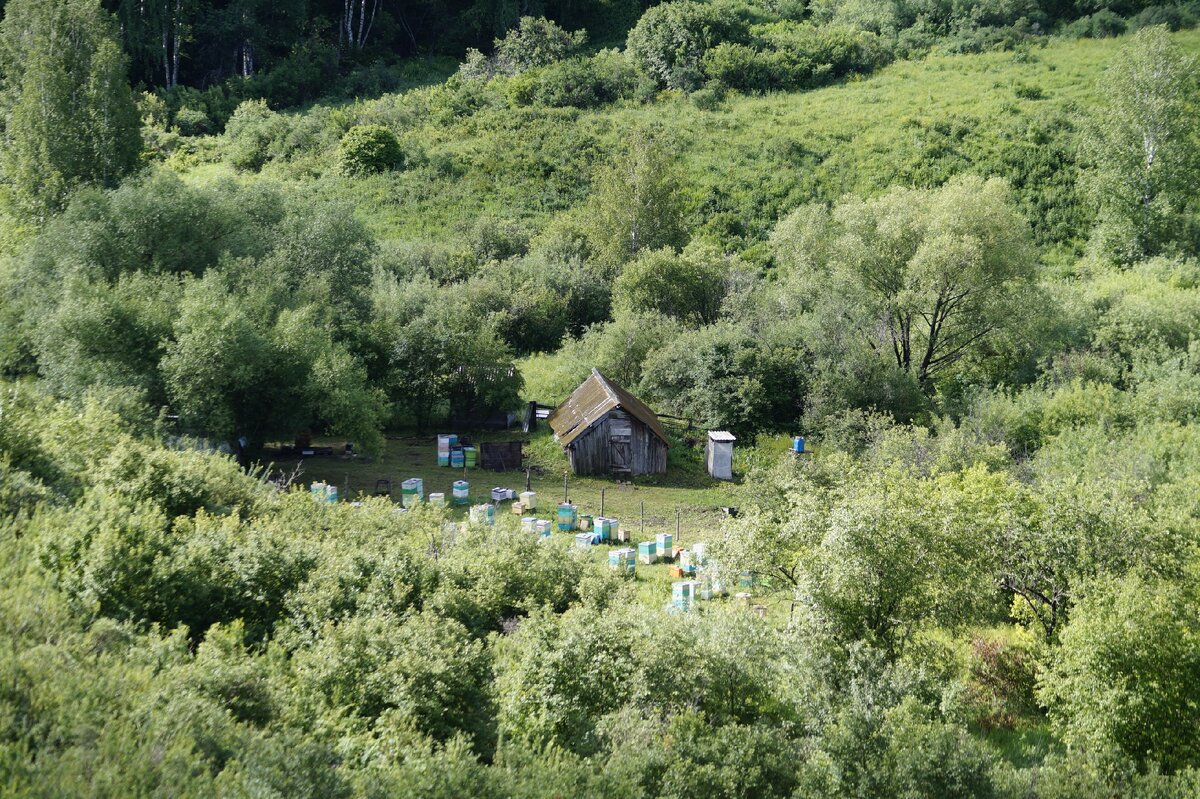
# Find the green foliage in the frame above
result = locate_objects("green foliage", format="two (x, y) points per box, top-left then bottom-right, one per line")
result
(584, 131), (688, 270)
(613, 243), (727, 325)
(626, 1), (749, 90)
(1039, 570), (1200, 772)
(174, 105), (213, 136)
(773, 175), (1042, 394)
(1081, 26), (1200, 260)
(223, 99), (289, 171)
(495, 17), (588, 75)
(337, 124), (405, 176)
(0, 0), (141, 220)
(640, 320), (809, 434)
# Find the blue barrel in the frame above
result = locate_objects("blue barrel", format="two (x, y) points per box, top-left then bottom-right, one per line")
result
(792, 436), (805, 453)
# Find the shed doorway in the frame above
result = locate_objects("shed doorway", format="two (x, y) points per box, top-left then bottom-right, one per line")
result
(609, 415), (632, 476)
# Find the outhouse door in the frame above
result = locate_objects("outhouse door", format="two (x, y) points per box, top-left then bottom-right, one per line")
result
(609, 415), (632, 475)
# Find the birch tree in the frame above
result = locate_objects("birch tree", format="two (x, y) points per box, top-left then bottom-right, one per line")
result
(0, 0), (141, 221)
(585, 131), (687, 273)
(343, 0), (383, 50)
(1082, 25), (1200, 261)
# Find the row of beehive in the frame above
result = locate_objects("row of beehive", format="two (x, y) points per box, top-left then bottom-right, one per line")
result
(437, 434), (477, 468)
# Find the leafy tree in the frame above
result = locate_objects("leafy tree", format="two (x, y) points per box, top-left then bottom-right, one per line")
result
(223, 98), (288, 171)
(639, 320), (809, 434)
(494, 16), (587, 75)
(367, 271), (522, 428)
(585, 131), (688, 271)
(493, 606), (637, 754)
(716, 460), (1003, 653)
(293, 610), (495, 752)
(0, 0), (141, 220)
(797, 695), (1004, 798)
(998, 475), (1181, 641)
(1039, 570), (1200, 773)
(161, 274), (385, 454)
(773, 175), (1039, 394)
(1081, 26), (1200, 260)
(613, 243), (727, 325)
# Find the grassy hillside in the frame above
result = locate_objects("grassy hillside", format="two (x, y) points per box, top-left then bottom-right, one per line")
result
(182, 29), (1200, 260)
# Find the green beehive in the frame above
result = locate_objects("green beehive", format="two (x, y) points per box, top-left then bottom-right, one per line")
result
(671, 580), (699, 612)
(638, 539), (657, 565)
(556, 503), (577, 532)
(401, 478), (424, 508)
(452, 480), (469, 506)
(596, 517), (617, 542)
(608, 548), (635, 575)
(463, 446), (477, 468)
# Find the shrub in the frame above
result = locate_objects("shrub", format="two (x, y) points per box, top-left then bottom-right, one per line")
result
(691, 79), (727, 109)
(1128, 4), (1195, 31)
(461, 16), (587, 81)
(174, 106), (212, 136)
(613, 245), (727, 325)
(337, 124), (404, 177)
(626, 1), (749, 90)
(1040, 572), (1200, 773)
(495, 16), (587, 75)
(1062, 10), (1127, 38)
(223, 99), (289, 172)
(516, 50), (639, 108)
(1013, 81), (1045, 99)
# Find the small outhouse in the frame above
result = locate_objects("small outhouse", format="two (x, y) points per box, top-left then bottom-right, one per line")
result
(706, 431), (736, 480)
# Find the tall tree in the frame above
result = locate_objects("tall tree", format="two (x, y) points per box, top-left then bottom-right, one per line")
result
(0, 0), (141, 221)
(585, 130), (687, 273)
(1082, 25), (1200, 261)
(773, 175), (1039, 394)
(342, 0), (382, 50)
(112, 0), (188, 88)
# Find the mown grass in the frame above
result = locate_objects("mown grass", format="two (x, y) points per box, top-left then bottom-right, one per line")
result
(269, 429), (738, 541)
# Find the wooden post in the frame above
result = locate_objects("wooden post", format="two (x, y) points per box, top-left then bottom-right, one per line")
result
(676, 508), (681, 544)
(640, 501), (644, 535)
(563, 473), (569, 503)
(525, 467), (531, 492)
(600, 488), (605, 517)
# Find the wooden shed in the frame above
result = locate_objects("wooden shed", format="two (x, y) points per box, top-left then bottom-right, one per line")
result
(547, 369), (669, 477)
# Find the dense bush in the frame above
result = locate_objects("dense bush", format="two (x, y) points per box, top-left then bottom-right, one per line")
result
(337, 124), (405, 176)
(223, 99), (290, 171)
(626, 1), (750, 90)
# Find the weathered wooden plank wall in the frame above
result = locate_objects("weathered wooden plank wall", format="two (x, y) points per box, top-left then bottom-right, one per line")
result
(566, 411), (667, 476)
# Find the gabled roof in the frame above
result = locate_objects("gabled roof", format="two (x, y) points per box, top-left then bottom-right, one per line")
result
(707, 431), (736, 442)
(547, 369), (670, 448)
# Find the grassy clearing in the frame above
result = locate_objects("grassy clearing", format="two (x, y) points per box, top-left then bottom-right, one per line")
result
(262, 428), (809, 619)
(269, 429), (737, 541)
